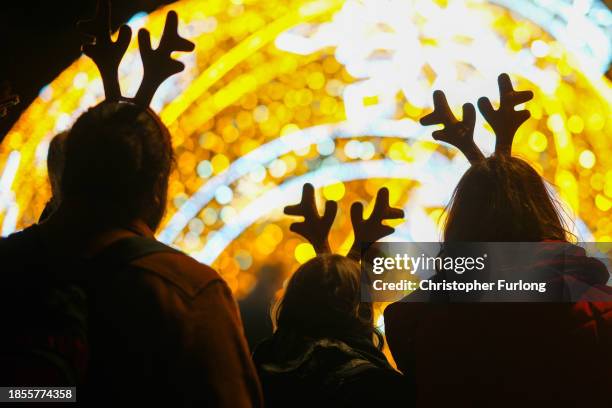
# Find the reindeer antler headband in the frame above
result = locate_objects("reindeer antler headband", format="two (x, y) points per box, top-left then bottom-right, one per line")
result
(420, 73), (533, 163)
(77, 0), (195, 106)
(284, 183), (404, 261)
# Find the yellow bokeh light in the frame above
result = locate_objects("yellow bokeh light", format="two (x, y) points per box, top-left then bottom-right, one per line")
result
(578, 150), (596, 169)
(528, 131), (548, 153)
(604, 174), (612, 198)
(211, 153), (230, 174)
(547, 114), (565, 133)
(0, 0), (610, 304)
(295, 242), (316, 264)
(323, 181), (346, 201)
(595, 195), (612, 212)
(567, 115), (584, 134)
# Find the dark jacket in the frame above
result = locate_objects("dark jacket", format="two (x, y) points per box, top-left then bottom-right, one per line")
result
(384, 243), (612, 408)
(253, 330), (414, 407)
(0, 221), (263, 407)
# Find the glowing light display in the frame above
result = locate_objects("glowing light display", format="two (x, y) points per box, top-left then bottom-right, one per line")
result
(1, 0), (611, 304)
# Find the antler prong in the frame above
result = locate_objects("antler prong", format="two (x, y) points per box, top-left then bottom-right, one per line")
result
(77, 0), (132, 101)
(478, 73), (534, 156)
(420, 90), (484, 164)
(284, 183), (337, 254)
(134, 10), (195, 106)
(348, 187), (404, 261)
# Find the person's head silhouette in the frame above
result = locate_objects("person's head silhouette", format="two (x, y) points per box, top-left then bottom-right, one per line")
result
(61, 102), (173, 231)
(272, 254), (379, 342)
(443, 156), (568, 242)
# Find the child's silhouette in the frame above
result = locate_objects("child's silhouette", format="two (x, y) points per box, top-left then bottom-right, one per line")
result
(253, 183), (412, 408)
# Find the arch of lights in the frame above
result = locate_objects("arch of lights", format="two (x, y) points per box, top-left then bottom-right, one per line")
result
(1, 0), (611, 300)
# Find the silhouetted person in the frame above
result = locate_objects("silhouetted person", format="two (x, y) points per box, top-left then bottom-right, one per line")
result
(253, 255), (413, 408)
(0, 3), (262, 406)
(238, 264), (284, 349)
(252, 183), (412, 407)
(1, 100), (262, 407)
(384, 74), (612, 408)
(39, 131), (68, 222)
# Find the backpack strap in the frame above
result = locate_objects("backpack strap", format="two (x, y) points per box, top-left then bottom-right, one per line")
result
(91, 235), (179, 266)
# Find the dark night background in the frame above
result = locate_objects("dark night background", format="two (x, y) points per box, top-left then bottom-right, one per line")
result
(1, 0), (611, 142)
(0, 0), (176, 141)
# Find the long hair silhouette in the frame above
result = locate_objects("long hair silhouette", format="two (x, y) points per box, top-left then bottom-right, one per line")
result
(443, 156), (570, 242)
(272, 254), (383, 346)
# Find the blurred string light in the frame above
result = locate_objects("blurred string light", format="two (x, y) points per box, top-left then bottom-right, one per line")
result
(0, 0), (611, 300)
